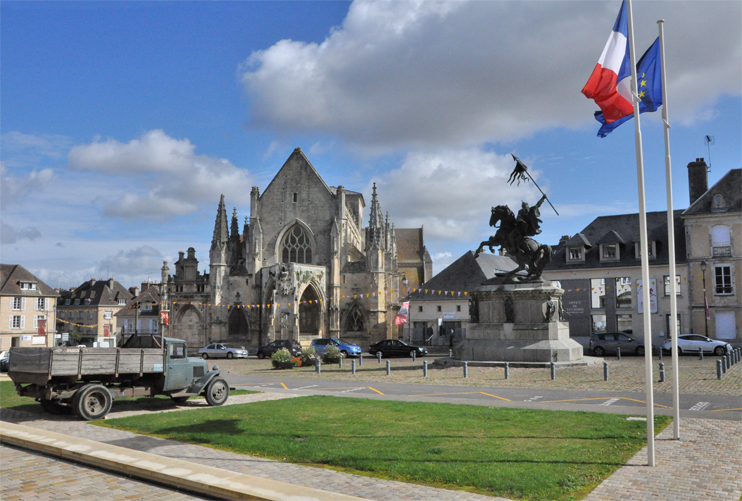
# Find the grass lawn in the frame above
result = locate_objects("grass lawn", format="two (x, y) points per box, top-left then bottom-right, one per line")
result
(0, 380), (255, 414)
(98, 395), (671, 500)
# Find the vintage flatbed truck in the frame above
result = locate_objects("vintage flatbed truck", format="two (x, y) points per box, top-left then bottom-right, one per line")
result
(7, 336), (229, 420)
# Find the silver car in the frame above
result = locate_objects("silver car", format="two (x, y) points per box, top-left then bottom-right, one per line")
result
(198, 343), (249, 359)
(662, 334), (732, 356)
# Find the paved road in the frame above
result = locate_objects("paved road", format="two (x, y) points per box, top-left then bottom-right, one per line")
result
(0, 444), (212, 501)
(225, 374), (742, 421)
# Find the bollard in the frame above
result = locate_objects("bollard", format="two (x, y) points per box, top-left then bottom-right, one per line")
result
(412, 350), (416, 362)
(504, 362), (510, 380)
(721, 357), (727, 374)
(386, 360), (391, 376)
(603, 361), (609, 381)
(339, 356), (343, 369)
(463, 361), (469, 378)
(550, 361), (556, 381)
(351, 359), (356, 375)
(423, 360), (428, 377)
(315, 359), (321, 374)
(377, 352), (382, 364)
(359, 353), (363, 366)
(717, 359), (723, 380)
(449, 349), (453, 358)
(658, 347), (663, 360)
(727, 354), (732, 370)
(699, 348), (704, 361)
(617, 347), (621, 360)
(659, 362), (665, 383)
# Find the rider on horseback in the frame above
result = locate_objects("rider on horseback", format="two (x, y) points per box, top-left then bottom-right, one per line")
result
(514, 194), (547, 254)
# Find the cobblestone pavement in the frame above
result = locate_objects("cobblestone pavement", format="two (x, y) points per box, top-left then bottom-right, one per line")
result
(0, 444), (208, 500)
(584, 418), (742, 501)
(0, 408), (510, 501)
(211, 355), (742, 396)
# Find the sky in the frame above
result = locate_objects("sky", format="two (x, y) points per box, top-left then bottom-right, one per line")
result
(1, 0), (740, 289)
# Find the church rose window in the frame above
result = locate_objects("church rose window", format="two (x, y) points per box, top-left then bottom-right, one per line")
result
(282, 225), (313, 264)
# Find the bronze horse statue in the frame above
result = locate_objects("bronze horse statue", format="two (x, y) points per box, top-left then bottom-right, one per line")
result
(474, 205), (553, 281)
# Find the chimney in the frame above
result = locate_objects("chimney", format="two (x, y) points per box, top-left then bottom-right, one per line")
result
(687, 158), (709, 205)
(108, 278), (114, 289)
(141, 282), (149, 292)
(90, 278), (96, 286)
(559, 235), (570, 244)
(129, 286), (139, 297)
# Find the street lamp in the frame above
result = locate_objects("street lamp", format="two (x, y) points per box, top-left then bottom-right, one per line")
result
(700, 261), (708, 338)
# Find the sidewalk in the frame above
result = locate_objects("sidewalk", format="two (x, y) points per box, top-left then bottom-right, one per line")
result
(1, 393), (740, 500)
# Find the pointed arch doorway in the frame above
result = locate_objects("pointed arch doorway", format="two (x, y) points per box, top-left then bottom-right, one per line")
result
(228, 307), (249, 339)
(299, 285), (321, 341)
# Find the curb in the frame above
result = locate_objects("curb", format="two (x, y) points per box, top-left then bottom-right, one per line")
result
(0, 422), (367, 501)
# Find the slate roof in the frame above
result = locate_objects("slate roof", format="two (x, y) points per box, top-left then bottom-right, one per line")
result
(411, 251), (517, 300)
(545, 210), (687, 270)
(59, 278), (133, 306)
(683, 168), (741, 216)
(596, 230), (625, 245)
(395, 228), (425, 263)
(565, 233), (592, 248)
(0, 264), (58, 297)
(116, 286), (161, 319)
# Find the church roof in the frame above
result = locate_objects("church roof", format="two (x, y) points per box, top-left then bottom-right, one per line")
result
(260, 147), (334, 200)
(395, 228), (425, 263)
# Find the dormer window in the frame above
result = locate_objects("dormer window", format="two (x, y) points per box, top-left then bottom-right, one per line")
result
(19, 281), (37, 290)
(568, 247), (584, 262)
(84, 298), (91, 305)
(600, 244), (619, 262)
(74, 299), (80, 305)
(118, 299), (126, 306)
(634, 241), (656, 259)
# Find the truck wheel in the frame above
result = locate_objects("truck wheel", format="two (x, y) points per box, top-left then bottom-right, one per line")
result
(40, 399), (71, 415)
(204, 377), (229, 406)
(171, 396), (190, 404)
(73, 384), (113, 421)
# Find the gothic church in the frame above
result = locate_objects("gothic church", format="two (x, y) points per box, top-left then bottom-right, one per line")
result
(164, 148), (431, 351)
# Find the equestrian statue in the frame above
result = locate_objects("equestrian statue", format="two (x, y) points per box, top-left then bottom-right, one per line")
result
(474, 154), (556, 281)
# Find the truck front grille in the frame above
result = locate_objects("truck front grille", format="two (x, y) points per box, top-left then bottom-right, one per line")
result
(193, 366), (205, 378)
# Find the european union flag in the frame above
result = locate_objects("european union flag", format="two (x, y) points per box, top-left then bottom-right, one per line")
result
(594, 37), (663, 137)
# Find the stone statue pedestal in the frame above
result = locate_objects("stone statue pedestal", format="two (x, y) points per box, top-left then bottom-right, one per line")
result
(457, 280), (583, 363)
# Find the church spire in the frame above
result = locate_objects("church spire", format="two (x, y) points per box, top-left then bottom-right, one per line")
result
(366, 183), (384, 250)
(230, 207), (240, 240)
(211, 195), (229, 248)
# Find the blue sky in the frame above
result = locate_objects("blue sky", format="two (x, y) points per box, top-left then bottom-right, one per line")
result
(2, 1), (740, 289)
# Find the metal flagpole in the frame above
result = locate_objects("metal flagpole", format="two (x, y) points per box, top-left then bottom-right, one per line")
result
(657, 19), (681, 441)
(626, 0), (655, 466)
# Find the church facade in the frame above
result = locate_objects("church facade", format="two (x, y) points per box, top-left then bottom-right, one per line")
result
(164, 148), (431, 351)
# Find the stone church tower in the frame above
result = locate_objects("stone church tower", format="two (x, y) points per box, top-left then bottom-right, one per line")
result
(165, 148), (431, 351)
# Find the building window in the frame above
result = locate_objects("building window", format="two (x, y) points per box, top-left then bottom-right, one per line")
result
(12, 297), (23, 310)
(65, 299), (71, 305)
(615, 278), (632, 308)
(74, 299), (80, 305)
(711, 226), (732, 257)
(437, 305), (442, 312)
(60, 311), (65, 319)
(456, 305), (461, 312)
(601, 244), (618, 261)
(714, 265), (733, 294)
(33, 315), (46, 328)
(293, 192), (298, 203)
(10, 315), (23, 329)
(347, 307), (364, 332)
(616, 314), (632, 333)
(715, 311), (737, 340)
(418, 306), (423, 312)
(568, 247), (584, 261)
(19, 282), (36, 290)
(78, 311), (83, 319)
(635, 241), (657, 259)
(591, 314), (606, 333)
(118, 299), (126, 306)
(84, 298), (91, 305)
(35, 298), (46, 310)
(281, 225), (313, 264)
(141, 302), (152, 311)
(104, 311), (112, 320)
(590, 278), (605, 309)
(663, 275), (681, 296)
(88, 311), (94, 319)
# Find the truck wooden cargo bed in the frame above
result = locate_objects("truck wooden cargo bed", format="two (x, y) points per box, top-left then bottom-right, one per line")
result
(8, 347), (165, 385)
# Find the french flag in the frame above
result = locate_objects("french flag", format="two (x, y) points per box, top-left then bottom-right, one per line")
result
(582, 1), (633, 123)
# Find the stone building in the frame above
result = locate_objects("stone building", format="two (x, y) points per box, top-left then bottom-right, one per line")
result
(165, 148), (430, 351)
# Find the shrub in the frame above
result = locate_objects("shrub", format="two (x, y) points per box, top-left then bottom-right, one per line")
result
(301, 346), (319, 366)
(322, 344), (343, 363)
(270, 348), (292, 363)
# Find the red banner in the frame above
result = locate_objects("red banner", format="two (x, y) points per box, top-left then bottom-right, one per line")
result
(395, 302), (410, 325)
(161, 310), (170, 326)
(104, 324), (110, 337)
(38, 319), (46, 336)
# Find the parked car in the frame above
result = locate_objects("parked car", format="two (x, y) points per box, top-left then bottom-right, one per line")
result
(662, 334), (732, 356)
(198, 343), (249, 359)
(310, 338), (362, 357)
(256, 339), (302, 359)
(0, 351), (9, 372)
(589, 332), (645, 356)
(368, 339), (427, 358)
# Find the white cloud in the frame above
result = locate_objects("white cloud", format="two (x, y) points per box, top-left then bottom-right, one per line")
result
(0, 162), (55, 207)
(67, 130), (253, 219)
(1, 222), (42, 245)
(1, 132), (72, 167)
(241, 0), (741, 150)
(370, 147), (542, 241)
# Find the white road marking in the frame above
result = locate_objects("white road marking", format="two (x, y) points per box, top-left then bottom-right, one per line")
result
(339, 387), (367, 393)
(689, 402), (710, 411)
(600, 398), (620, 407)
(524, 396), (543, 402)
(295, 385), (320, 390)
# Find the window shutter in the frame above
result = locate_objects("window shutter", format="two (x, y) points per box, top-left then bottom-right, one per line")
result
(33, 316), (38, 329)
(8, 317), (11, 329)
(20, 316), (26, 329)
(21, 298), (26, 310)
(45, 298), (49, 310)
